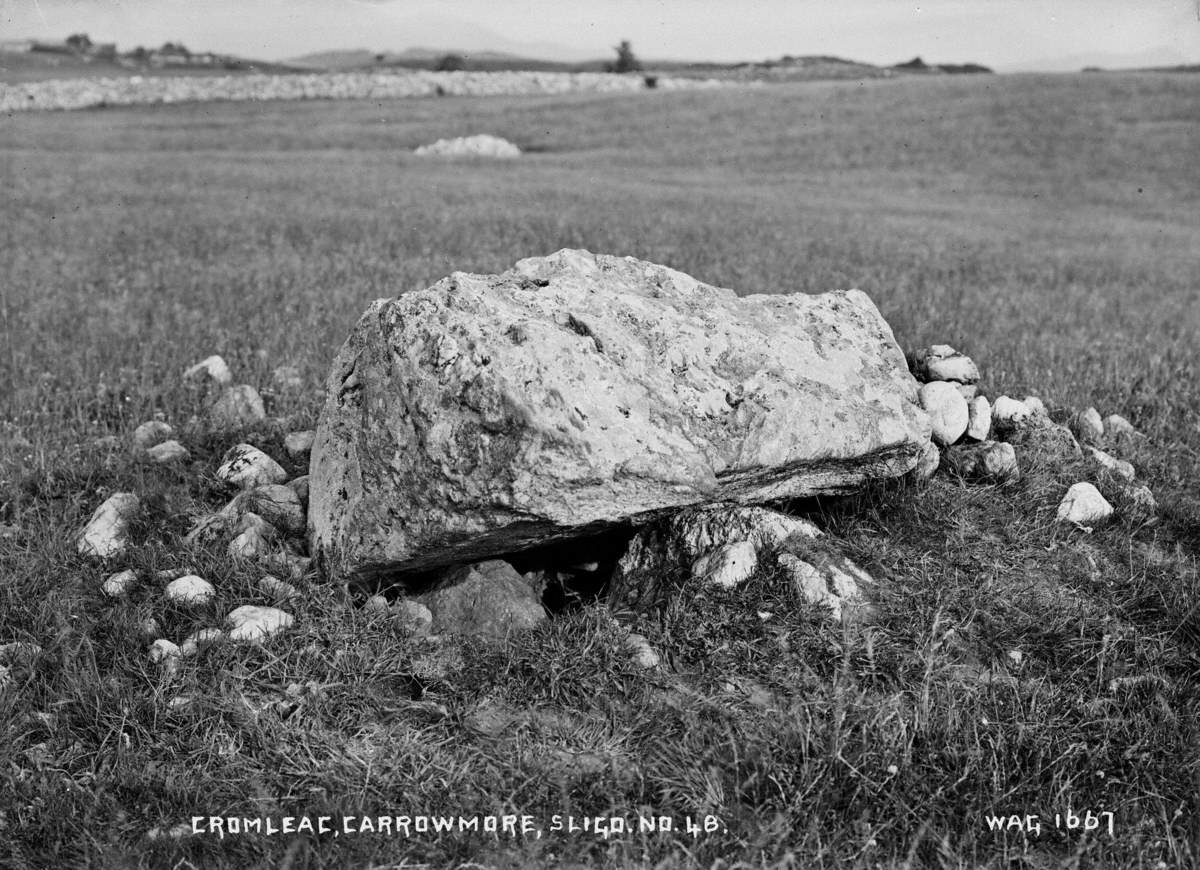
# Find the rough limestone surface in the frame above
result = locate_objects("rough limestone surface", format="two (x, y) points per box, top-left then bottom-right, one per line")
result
(1056, 483), (1114, 526)
(413, 560), (546, 640)
(77, 493), (140, 558)
(237, 485), (305, 535)
(310, 249), (930, 580)
(691, 540), (759, 589)
(919, 381), (969, 446)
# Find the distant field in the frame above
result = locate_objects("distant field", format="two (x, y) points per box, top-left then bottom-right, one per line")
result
(4, 73), (1198, 444)
(2, 74), (1199, 868)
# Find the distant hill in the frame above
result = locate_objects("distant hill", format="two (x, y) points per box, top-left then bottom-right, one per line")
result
(892, 56), (993, 74)
(0, 37), (300, 84)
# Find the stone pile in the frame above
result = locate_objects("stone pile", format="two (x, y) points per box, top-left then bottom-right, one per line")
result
(414, 134), (522, 159)
(1, 70), (730, 113)
(906, 343), (1153, 526)
(74, 354), (312, 687)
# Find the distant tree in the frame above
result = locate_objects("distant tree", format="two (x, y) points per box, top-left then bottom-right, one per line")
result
(609, 39), (640, 73)
(162, 41), (190, 56)
(435, 53), (467, 72)
(130, 46), (148, 62)
(66, 33), (93, 53)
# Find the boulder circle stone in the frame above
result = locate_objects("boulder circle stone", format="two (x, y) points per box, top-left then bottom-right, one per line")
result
(309, 249), (930, 581)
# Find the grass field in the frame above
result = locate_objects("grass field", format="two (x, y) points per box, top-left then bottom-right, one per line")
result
(2, 73), (1199, 868)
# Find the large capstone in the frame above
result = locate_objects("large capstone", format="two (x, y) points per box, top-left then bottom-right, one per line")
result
(309, 249), (930, 581)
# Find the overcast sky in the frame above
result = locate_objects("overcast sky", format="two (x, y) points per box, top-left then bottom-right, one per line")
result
(3, 0), (1198, 71)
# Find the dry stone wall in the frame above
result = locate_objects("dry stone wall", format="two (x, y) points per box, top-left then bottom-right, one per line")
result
(1, 70), (731, 113)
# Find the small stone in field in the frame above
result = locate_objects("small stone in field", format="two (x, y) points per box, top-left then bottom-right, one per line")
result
(272, 365), (304, 391)
(1023, 396), (1049, 419)
(0, 642), (43, 664)
(1122, 483), (1158, 521)
(909, 440), (940, 481)
(1103, 414), (1138, 439)
(1056, 482), (1113, 526)
(240, 484), (304, 535)
(258, 574), (299, 602)
(209, 385), (266, 429)
(183, 355), (232, 385)
(394, 599), (433, 635)
(991, 396), (1030, 433)
(102, 569), (138, 598)
(1086, 446), (1135, 482)
(286, 475), (309, 507)
(284, 430), (315, 460)
(226, 605), (294, 643)
(691, 540), (758, 589)
(179, 628), (225, 657)
(138, 617), (161, 640)
(946, 441), (1018, 482)
(777, 553), (869, 621)
(148, 639), (181, 664)
(228, 513), (273, 558)
(183, 513), (235, 546)
(217, 444), (287, 489)
(166, 695), (195, 713)
(415, 134), (521, 158)
(624, 633), (660, 669)
(919, 381), (970, 446)
(266, 553), (312, 581)
(910, 345), (979, 384)
(132, 420), (173, 450)
(146, 440), (189, 464)
(1070, 407), (1104, 446)
(77, 492), (140, 558)
(164, 575), (216, 605)
(363, 594), (389, 613)
(966, 396), (991, 441)
(954, 383), (978, 400)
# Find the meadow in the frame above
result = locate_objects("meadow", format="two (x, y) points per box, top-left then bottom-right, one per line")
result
(1, 73), (1199, 868)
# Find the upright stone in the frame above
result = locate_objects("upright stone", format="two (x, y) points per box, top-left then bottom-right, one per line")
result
(309, 249), (930, 581)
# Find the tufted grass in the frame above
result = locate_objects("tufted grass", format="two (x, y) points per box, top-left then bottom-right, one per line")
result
(1, 72), (1199, 868)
